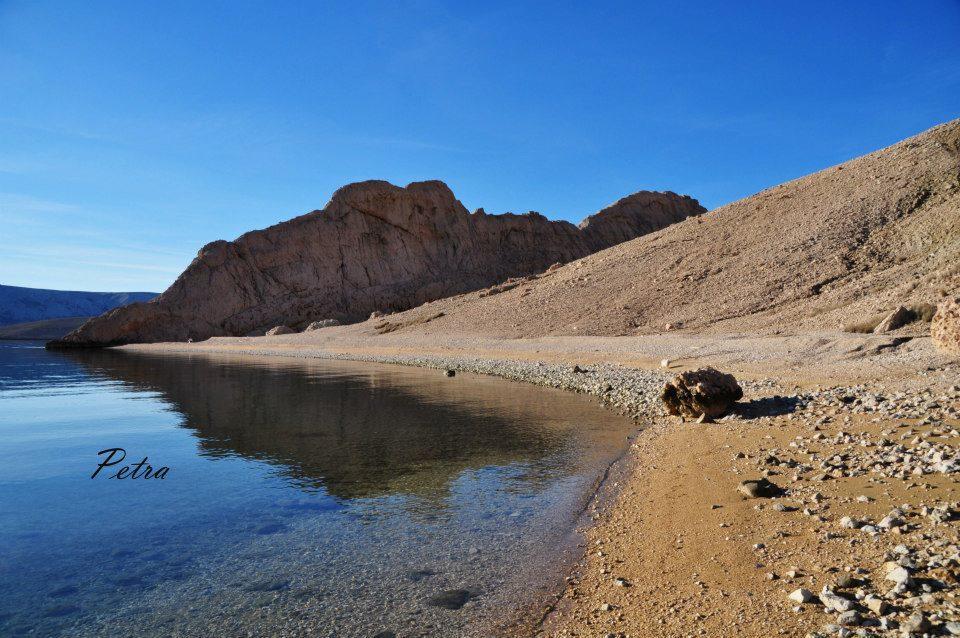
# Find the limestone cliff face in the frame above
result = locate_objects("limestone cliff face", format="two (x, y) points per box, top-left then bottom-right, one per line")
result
(52, 180), (703, 346)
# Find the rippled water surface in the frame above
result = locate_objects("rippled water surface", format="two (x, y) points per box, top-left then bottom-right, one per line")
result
(0, 340), (633, 637)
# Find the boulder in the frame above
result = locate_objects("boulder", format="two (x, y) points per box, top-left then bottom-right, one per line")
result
(737, 478), (784, 499)
(872, 306), (913, 333)
(265, 325), (295, 336)
(304, 319), (340, 331)
(49, 180), (704, 346)
(932, 298), (960, 354)
(661, 367), (743, 418)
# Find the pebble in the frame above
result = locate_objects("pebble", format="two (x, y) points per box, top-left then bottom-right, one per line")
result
(900, 611), (929, 634)
(726, 380), (960, 637)
(836, 610), (859, 626)
(864, 595), (888, 615)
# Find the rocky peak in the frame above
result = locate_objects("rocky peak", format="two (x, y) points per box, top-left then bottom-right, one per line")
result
(579, 191), (706, 251)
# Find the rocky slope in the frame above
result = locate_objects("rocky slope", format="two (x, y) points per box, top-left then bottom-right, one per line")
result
(381, 118), (960, 338)
(51, 181), (703, 346)
(0, 285), (155, 326)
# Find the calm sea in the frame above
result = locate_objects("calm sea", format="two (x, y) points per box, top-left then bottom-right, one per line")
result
(0, 340), (633, 637)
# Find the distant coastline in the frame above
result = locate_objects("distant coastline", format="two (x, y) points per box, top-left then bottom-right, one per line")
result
(0, 284), (156, 328)
(0, 317), (90, 340)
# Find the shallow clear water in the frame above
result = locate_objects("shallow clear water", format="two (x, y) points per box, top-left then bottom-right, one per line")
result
(0, 340), (633, 637)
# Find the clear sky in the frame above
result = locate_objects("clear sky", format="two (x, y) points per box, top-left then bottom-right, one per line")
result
(2, 1), (959, 292)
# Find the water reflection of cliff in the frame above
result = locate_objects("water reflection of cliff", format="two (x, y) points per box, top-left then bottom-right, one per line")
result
(57, 349), (609, 500)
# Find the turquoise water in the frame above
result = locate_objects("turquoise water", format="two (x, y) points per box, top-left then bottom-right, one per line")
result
(0, 341), (633, 637)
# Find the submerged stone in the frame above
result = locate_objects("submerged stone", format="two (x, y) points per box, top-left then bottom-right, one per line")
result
(426, 589), (472, 610)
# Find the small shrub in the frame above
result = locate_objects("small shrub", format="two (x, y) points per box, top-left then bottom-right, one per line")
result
(843, 313), (886, 333)
(843, 303), (937, 333)
(907, 302), (937, 323)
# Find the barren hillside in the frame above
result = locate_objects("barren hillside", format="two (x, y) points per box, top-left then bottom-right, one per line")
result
(381, 118), (960, 338)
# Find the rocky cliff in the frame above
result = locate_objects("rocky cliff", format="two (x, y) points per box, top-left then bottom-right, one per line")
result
(51, 180), (703, 346)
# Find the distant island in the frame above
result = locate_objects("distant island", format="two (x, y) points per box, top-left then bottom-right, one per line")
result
(0, 285), (157, 340)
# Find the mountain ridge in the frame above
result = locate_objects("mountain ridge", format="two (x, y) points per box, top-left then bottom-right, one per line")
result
(0, 285), (156, 327)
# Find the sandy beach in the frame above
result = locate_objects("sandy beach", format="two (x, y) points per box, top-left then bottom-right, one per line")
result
(121, 323), (960, 637)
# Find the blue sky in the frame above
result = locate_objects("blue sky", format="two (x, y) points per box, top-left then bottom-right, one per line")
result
(1, 1), (959, 292)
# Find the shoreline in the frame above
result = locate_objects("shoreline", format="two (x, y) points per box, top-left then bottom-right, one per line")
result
(116, 327), (950, 386)
(116, 341), (677, 636)
(119, 334), (960, 637)
(121, 341), (677, 418)
(502, 415), (660, 638)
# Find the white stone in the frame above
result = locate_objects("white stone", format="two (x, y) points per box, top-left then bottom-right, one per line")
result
(820, 587), (853, 612)
(839, 516), (858, 529)
(885, 565), (912, 586)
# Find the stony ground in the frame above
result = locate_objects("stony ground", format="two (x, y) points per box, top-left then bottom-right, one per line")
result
(127, 326), (957, 385)
(529, 371), (960, 638)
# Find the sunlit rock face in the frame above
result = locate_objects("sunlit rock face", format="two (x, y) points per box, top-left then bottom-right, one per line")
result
(52, 180), (703, 346)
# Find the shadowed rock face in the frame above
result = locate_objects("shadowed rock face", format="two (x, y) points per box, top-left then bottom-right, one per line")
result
(51, 180), (704, 346)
